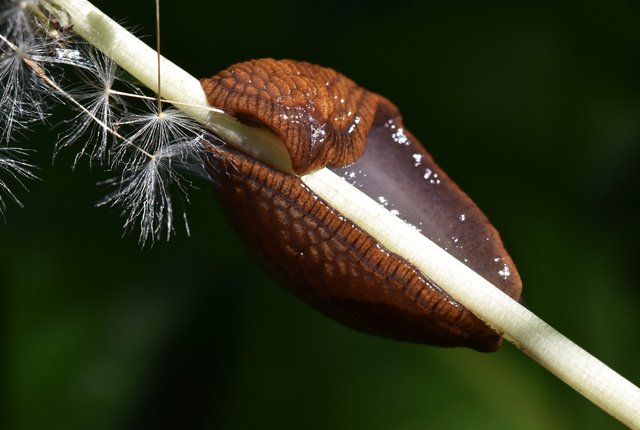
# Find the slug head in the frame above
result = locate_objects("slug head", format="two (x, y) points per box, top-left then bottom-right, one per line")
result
(201, 58), (378, 174)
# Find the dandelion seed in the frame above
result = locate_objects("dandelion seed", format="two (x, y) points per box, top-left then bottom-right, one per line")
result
(0, 0), (87, 142)
(1, 0), (75, 47)
(99, 141), (205, 245)
(0, 0), (221, 243)
(113, 99), (207, 168)
(0, 40), (42, 138)
(0, 33), (56, 141)
(0, 0), (40, 42)
(57, 48), (130, 163)
(0, 147), (37, 215)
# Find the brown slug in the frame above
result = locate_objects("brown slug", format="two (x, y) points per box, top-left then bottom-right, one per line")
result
(200, 58), (522, 352)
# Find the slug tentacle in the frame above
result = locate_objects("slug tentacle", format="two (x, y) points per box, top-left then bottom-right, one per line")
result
(201, 58), (522, 352)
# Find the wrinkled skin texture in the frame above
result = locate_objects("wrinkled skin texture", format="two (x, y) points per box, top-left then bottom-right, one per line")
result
(201, 59), (522, 352)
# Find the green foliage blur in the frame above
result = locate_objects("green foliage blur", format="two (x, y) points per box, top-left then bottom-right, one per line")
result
(2, 0), (639, 429)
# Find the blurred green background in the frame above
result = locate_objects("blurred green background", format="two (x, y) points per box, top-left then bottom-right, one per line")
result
(2, 0), (640, 429)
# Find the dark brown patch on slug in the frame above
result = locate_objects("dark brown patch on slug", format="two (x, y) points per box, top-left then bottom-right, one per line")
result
(200, 58), (378, 174)
(201, 59), (522, 351)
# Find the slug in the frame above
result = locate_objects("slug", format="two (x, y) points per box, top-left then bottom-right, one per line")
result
(200, 59), (522, 352)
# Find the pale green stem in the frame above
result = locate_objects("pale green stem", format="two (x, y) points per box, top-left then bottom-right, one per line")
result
(304, 168), (640, 429)
(52, 0), (293, 173)
(49, 0), (640, 428)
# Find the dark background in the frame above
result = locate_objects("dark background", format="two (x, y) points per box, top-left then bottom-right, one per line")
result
(2, 0), (640, 429)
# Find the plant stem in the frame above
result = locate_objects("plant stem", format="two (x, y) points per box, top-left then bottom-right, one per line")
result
(303, 168), (640, 429)
(50, 0), (640, 427)
(52, 0), (293, 173)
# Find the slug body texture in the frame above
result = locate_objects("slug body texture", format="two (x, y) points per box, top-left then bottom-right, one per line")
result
(201, 59), (522, 352)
